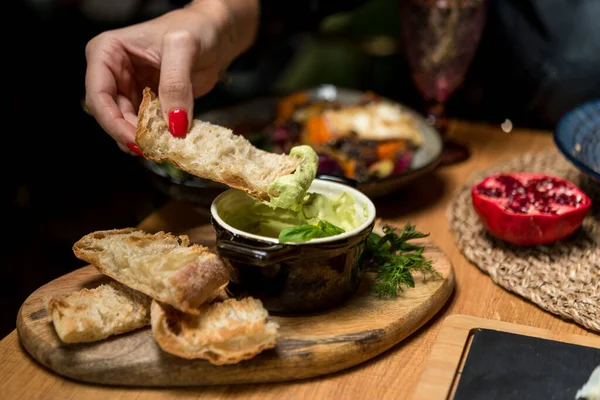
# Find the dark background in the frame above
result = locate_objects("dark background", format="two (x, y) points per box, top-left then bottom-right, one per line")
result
(5, 0), (598, 339)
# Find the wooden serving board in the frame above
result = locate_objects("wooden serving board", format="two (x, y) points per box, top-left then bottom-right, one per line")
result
(17, 225), (454, 387)
(411, 315), (600, 400)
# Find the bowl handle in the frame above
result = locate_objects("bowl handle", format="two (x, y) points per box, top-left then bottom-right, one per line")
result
(216, 240), (301, 267)
(316, 173), (358, 188)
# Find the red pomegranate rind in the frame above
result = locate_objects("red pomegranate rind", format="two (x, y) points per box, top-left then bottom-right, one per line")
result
(471, 172), (592, 246)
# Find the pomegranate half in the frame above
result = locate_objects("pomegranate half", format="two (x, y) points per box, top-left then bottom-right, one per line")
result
(471, 172), (592, 246)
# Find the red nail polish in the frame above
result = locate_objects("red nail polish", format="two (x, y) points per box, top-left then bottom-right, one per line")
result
(127, 142), (143, 156)
(169, 109), (188, 137)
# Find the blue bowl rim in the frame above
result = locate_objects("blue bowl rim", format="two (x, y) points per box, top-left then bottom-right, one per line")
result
(553, 99), (600, 181)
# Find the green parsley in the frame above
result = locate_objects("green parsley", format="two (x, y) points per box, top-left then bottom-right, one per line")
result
(278, 220), (439, 298)
(362, 222), (440, 298)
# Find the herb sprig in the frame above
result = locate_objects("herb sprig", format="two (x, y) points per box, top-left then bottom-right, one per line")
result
(279, 220), (345, 243)
(362, 222), (440, 298)
(278, 220), (439, 298)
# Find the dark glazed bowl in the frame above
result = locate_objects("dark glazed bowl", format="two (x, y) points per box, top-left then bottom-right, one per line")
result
(210, 179), (376, 314)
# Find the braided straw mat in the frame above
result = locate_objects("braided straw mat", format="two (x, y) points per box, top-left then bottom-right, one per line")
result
(448, 151), (599, 332)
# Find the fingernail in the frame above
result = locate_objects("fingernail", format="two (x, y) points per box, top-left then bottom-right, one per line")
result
(127, 142), (143, 156)
(169, 109), (188, 137)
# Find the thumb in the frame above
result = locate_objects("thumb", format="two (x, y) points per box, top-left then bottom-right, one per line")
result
(159, 31), (196, 137)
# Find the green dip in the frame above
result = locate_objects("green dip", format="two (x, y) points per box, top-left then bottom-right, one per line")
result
(218, 190), (362, 239)
(265, 145), (318, 211)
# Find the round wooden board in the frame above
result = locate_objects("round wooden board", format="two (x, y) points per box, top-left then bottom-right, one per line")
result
(17, 224), (454, 387)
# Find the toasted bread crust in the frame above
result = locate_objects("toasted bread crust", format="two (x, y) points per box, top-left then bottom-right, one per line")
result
(72, 228), (230, 315)
(135, 87), (298, 201)
(151, 298), (279, 365)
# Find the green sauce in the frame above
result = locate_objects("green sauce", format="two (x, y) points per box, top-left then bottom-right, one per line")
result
(265, 145), (318, 211)
(218, 190), (361, 239)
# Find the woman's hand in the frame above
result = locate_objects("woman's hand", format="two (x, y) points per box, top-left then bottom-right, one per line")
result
(84, 0), (258, 154)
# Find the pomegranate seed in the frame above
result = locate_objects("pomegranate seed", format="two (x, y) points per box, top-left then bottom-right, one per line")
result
(477, 187), (503, 198)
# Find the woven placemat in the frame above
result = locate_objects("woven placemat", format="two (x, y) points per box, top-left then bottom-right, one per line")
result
(448, 151), (600, 332)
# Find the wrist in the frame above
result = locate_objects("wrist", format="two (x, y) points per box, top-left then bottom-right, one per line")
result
(187, 0), (258, 64)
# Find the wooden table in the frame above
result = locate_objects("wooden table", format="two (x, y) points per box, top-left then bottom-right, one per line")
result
(1, 120), (597, 399)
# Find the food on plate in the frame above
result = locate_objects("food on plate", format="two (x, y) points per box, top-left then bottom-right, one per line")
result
(576, 365), (600, 400)
(154, 90), (425, 185)
(73, 228), (230, 314)
(136, 87), (318, 210)
(217, 189), (362, 240)
(236, 91), (424, 182)
(45, 281), (151, 344)
(151, 297), (279, 365)
(471, 172), (592, 246)
(46, 227), (279, 365)
(321, 101), (424, 144)
(43, 217), (437, 364)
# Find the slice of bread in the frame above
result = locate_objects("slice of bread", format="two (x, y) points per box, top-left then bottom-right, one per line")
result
(45, 281), (151, 343)
(151, 297), (279, 365)
(136, 87), (299, 202)
(72, 228), (230, 314)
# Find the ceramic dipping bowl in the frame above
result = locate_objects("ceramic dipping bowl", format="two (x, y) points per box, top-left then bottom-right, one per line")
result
(210, 179), (376, 314)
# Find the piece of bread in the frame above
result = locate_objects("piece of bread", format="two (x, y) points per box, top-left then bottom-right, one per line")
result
(45, 281), (151, 343)
(151, 297), (279, 365)
(72, 228), (230, 314)
(136, 87), (301, 202)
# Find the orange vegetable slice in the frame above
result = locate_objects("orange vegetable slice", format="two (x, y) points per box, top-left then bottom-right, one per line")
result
(376, 141), (406, 160)
(306, 115), (332, 144)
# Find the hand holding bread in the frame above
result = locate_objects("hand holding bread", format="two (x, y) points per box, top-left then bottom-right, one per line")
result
(83, 0), (260, 151)
(135, 88), (318, 208)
